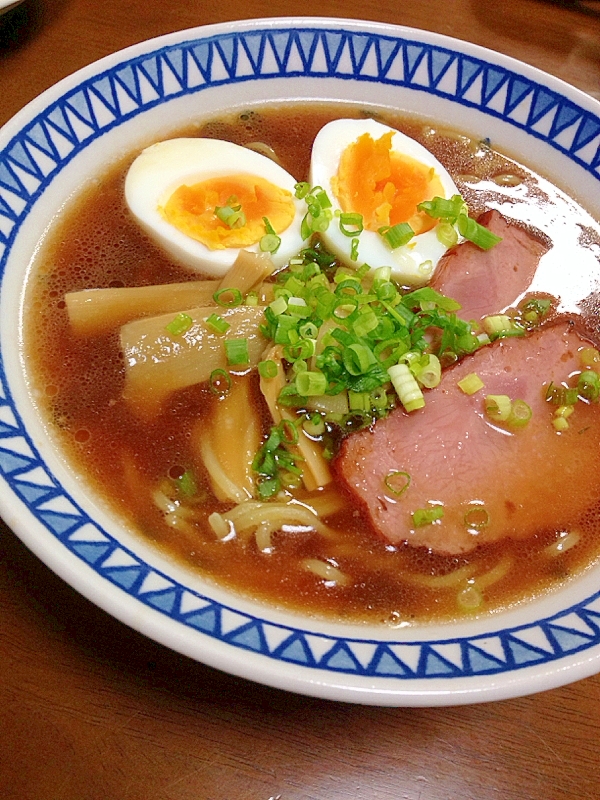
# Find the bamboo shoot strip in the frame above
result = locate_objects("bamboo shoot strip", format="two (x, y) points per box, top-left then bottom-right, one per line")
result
(192, 377), (262, 503)
(65, 281), (219, 336)
(259, 345), (332, 491)
(121, 306), (268, 417)
(217, 250), (275, 293)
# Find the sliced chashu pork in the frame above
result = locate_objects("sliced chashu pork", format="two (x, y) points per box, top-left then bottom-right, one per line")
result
(431, 210), (548, 320)
(335, 322), (600, 554)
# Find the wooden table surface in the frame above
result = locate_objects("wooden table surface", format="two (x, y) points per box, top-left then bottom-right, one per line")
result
(2, 1), (600, 798)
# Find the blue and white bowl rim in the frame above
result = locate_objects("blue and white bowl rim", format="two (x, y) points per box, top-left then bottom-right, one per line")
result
(2, 17), (600, 704)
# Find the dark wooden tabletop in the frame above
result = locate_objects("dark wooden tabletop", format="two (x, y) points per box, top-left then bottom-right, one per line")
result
(2, 1), (600, 798)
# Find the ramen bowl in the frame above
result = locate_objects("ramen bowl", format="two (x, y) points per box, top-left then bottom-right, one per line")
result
(3, 17), (600, 706)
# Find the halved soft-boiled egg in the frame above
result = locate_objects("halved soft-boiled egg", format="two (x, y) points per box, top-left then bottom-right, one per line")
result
(125, 138), (307, 277)
(309, 118), (461, 285)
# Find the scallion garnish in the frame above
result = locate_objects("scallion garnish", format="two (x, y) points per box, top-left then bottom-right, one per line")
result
(252, 419), (304, 499)
(174, 469), (197, 498)
(484, 394), (512, 423)
(578, 370), (600, 402)
(457, 213), (502, 250)
(258, 359), (278, 379)
(249, 234), (502, 492)
(224, 338), (250, 366)
(339, 212), (364, 237)
(417, 193), (501, 250)
(413, 506), (444, 527)
(388, 363), (425, 412)
(418, 194), (466, 220)
(209, 368), (232, 396)
(507, 399), (532, 428)
(384, 470), (411, 497)
(378, 222), (415, 249)
(457, 372), (485, 395)
(165, 312), (193, 336)
(213, 287), (243, 308)
(296, 370), (328, 396)
(215, 196), (246, 229)
(204, 313), (230, 335)
(294, 182), (311, 199)
(464, 506), (489, 530)
(260, 216), (281, 254)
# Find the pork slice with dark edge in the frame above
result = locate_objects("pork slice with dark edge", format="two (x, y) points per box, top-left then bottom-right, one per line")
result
(334, 322), (600, 555)
(431, 210), (549, 321)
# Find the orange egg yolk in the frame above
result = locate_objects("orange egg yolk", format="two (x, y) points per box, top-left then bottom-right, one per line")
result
(331, 131), (444, 234)
(160, 175), (295, 250)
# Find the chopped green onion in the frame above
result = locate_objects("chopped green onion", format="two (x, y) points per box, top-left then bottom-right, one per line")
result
(209, 368), (232, 396)
(284, 338), (315, 361)
(343, 343), (377, 376)
(204, 312), (230, 335)
(580, 347), (600, 368)
(373, 265), (392, 283)
(436, 221), (459, 248)
(413, 506), (444, 527)
(296, 370), (328, 396)
(578, 370), (600, 402)
(215, 199), (246, 229)
(279, 418), (300, 445)
(335, 278), (362, 297)
(555, 404), (574, 419)
(294, 181), (311, 199)
(165, 312), (193, 336)
(507, 399), (532, 428)
(287, 296), (310, 317)
(175, 469), (197, 497)
(384, 470), (411, 497)
(402, 287), (461, 312)
(258, 360), (278, 379)
(339, 212), (364, 237)
(303, 413), (326, 436)
(484, 394), (512, 422)
(553, 416), (570, 432)
(457, 372), (485, 395)
(257, 477), (280, 499)
(213, 287), (243, 308)
(519, 297), (552, 327)
(269, 295), (288, 316)
(313, 188), (332, 209)
(224, 338), (250, 366)
(348, 390), (371, 412)
(418, 194), (466, 221)
(299, 321), (319, 339)
(457, 214), (502, 250)
(350, 237), (360, 261)
(412, 354), (441, 389)
(457, 585), (483, 612)
(545, 382), (579, 406)
(355, 262), (370, 280)
(260, 216), (281, 254)
(553, 405), (573, 431)
(482, 314), (514, 336)
(417, 194), (500, 249)
(378, 222), (415, 249)
(464, 506), (489, 530)
(388, 363), (425, 412)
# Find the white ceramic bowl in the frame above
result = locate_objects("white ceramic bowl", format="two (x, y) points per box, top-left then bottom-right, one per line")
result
(3, 17), (600, 706)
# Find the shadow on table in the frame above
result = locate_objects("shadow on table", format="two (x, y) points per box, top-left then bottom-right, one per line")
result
(0, 0), (69, 52)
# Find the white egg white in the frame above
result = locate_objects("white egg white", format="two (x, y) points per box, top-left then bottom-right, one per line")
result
(125, 137), (307, 277)
(309, 118), (460, 285)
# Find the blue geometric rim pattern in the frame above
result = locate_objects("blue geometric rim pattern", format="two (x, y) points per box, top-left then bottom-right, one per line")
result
(2, 24), (600, 682)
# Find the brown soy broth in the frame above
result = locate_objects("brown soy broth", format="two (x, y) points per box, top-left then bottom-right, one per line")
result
(25, 102), (600, 624)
